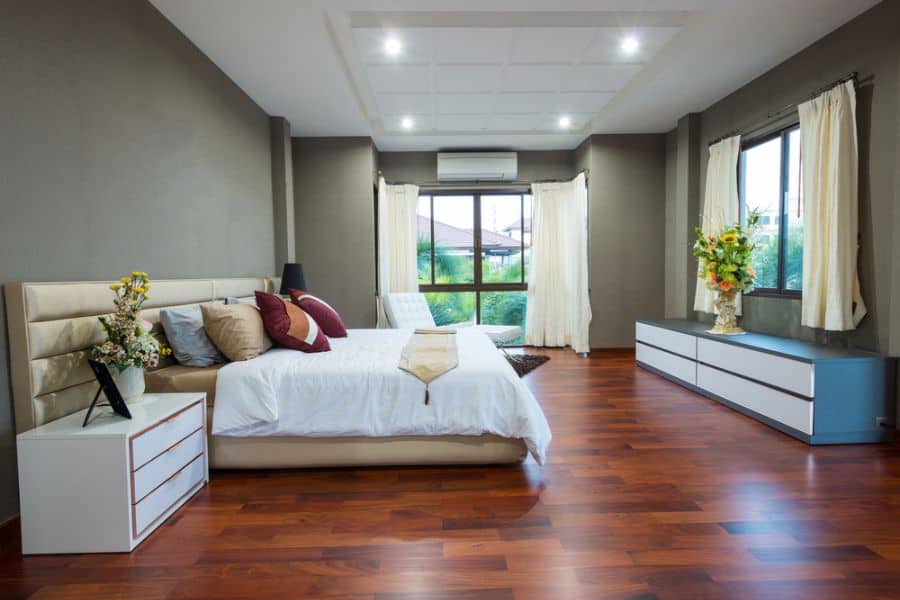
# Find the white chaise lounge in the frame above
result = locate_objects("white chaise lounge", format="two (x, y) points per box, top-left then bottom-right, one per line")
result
(382, 292), (522, 345)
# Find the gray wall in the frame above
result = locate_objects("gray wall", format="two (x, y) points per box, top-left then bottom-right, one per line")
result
(271, 117), (296, 269)
(676, 0), (900, 355)
(292, 138), (378, 328)
(0, 0), (275, 522)
(377, 150), (574, 184)
(582, 135), (668, 348)
(377, 142), (666, 349)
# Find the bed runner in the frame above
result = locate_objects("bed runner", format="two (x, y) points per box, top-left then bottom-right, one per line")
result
(398, 329), (459, 404)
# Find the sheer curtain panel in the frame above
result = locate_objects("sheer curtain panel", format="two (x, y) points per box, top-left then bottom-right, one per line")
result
(525, 173), (591, 354)
(376, 177), (419, 328)
(798, 81), (866, 330)
(694, 136), (742, 314)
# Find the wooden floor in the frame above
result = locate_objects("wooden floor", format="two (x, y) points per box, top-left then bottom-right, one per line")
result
(3, 349), (900, 599)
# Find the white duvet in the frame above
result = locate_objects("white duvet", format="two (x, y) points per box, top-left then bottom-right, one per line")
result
(211, 328), (552, 463)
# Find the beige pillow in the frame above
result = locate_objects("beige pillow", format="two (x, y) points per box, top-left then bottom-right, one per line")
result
(200, 302), (272, 361)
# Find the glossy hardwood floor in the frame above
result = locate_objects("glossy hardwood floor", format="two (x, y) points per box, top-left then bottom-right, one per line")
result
(3, 349), (900, 599)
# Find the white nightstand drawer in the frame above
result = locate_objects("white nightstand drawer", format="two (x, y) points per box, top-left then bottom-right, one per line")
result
(133, 454), (205, 537)
(697, 364), (813, 435)
(697, 338), (814, 397)
(132, 428), (204, 503)
(131, 401), (203, 470)
(636, 323), (697, 359)
(636, 342), (696, 385)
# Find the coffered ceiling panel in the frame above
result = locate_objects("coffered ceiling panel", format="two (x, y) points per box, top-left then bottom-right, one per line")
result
(509, 28), (596, 64)
(342, 14), (688, 139)
(434, 29), (513, 64)
(151, 0), (881, 151)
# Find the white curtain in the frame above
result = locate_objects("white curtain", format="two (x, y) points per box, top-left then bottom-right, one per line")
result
(798, 81), (866, 330)
(525, 173), (591, 354)
(694, 135), (742, 314)
(376, 176), (419, 328)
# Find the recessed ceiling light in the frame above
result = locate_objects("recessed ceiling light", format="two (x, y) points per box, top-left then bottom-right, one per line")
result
(558, 116), (572, 129)
(401, 116), (414, 130)
(384, 36), (402, 57)
(621, 35), (639, 55)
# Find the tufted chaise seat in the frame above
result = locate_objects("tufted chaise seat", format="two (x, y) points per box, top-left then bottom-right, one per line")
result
(382, 293), (521, 345)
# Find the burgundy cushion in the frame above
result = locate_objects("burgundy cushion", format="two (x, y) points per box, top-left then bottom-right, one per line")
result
(254, 291), (330, 353)
(289, 289), (348, 338)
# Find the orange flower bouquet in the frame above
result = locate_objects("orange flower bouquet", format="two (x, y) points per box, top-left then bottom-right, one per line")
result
(692, 212), (760, 334)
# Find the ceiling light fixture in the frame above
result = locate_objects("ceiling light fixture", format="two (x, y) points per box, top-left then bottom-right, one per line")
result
(621, 35), (640, 55)
(558, 116), (572, 129)
(401, 116), (414, 130)
(384, 36), (402, 57)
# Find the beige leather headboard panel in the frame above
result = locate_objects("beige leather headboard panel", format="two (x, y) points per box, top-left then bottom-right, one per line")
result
(4, 277), (275, 434)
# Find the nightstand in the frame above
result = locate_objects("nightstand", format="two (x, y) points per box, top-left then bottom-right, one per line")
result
(16, 393), (208, 554)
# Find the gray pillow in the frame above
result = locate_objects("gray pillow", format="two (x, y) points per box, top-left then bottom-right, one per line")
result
(160, 305), (225, 367)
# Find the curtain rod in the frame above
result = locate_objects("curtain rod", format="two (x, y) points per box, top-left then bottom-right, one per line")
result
(707, 72), (868, 147)
(377, 168), (589, 189)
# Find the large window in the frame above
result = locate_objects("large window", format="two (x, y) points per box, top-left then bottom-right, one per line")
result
(739, 124), (803, 296)
(417, 192), (531, 342)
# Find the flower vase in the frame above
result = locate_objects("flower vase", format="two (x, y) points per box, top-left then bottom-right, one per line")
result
(112, 366), (145, 402)
(708, 288), (744, 335)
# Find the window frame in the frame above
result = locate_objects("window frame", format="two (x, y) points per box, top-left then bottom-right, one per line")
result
(418, 189), (529, 324)
(738, 123), (803, 299)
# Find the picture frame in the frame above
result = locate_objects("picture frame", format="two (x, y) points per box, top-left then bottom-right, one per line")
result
(83, 360), (133, 427)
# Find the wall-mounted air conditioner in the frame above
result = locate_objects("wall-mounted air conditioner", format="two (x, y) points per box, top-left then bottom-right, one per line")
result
(436, 152), (518, 181)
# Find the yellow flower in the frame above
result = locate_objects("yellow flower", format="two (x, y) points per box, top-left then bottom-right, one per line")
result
(131, 271), (142, 277)
(720, 232), (738, 244)
(135, 287), (145, 294)
(119, 276), (130, 283)
(109, 283), (122, 291)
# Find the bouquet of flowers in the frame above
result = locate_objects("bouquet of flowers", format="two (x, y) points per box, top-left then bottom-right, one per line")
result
(692, 211), (761, 295)
(91, 272), (171, 372)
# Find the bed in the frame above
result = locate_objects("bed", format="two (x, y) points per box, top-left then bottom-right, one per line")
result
(5, 278), (548, 468)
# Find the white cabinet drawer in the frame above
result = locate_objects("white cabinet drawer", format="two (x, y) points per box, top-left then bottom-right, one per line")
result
(132, 428), (204, 503)
(636, 342), (696, 385)
(130, 401), (203, 470)
(133, 454), (205, 537)
(697, 364), (813, 435)
(697, 338), (814, 397)
(635, 323), (697, 359)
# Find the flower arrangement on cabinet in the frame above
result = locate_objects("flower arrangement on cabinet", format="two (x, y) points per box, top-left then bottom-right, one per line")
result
(692, 211), (761, 335)
(692, 211), (761, 295)
(91, 272), (171, 372)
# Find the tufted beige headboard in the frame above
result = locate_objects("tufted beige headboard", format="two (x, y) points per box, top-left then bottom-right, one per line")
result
(4, 277), (277, 434)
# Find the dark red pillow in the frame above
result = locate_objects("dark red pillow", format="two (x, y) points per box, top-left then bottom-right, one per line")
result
(254, 291), (330, 353)
(289, 289), (348, 338)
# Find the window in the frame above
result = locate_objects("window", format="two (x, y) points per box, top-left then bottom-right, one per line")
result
(739, 124), (803, 295)
(417, 192), (531, 343)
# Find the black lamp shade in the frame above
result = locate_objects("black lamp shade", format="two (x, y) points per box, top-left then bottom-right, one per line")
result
(279, 263), (307, 295)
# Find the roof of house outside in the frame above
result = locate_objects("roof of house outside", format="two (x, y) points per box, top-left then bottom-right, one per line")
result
(418, 215), (521, 254)
(502, 218), (531, 234)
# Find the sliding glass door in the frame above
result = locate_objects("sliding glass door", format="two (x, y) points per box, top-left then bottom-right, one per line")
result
(417, 191), (532, 343)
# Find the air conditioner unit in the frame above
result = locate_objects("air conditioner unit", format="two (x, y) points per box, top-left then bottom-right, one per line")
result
(436, 152), (518, 181)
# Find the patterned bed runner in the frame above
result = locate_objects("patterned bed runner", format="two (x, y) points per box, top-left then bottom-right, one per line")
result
(398, 329), (459, 404)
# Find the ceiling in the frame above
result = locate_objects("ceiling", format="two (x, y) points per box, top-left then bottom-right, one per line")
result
(150, 0), (879, 151)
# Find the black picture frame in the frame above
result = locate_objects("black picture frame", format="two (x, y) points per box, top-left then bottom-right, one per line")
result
(83, 360), (133, 427)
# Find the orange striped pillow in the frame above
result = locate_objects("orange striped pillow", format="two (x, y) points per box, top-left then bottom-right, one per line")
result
(254, 291), (330, 353)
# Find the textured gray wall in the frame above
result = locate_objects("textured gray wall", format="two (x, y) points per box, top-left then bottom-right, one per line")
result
(691, 0), (900, 355)
(377, 142), (666, 349)
(583, 135), (668, 348)
(377, 150), (574, 184)
(292, 138), (378, 328)
(0, 0), (274, 522)
(271, 117), (296, 269)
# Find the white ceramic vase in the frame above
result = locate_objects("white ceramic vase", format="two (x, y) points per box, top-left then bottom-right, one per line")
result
(112, 366), (145, 402)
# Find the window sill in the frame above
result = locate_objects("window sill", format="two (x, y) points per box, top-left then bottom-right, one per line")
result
(745, 291), (802, 300)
